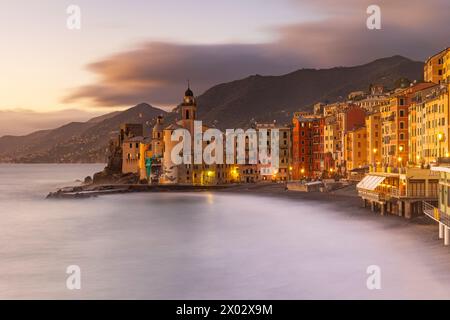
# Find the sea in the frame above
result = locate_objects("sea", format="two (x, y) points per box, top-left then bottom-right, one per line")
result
(1, 164), (450, 299)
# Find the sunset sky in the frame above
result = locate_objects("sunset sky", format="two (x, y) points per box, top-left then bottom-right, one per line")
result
(0, 0), (449, 134)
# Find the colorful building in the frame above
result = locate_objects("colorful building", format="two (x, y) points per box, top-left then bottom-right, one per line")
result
(255, 123), (292, 182)
(381, 83), (435, 168)
(365, 111), (382, 167)
(344, 126), (367, 172)
(323, 116), (339, 172)
(335, 105), (366, 174)
(410, 84), (450, 165)
(312, 117), (325, 177)
(424, 47), (450, 84)
(292, 112), (319, 179)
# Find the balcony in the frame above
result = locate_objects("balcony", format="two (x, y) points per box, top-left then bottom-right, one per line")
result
(358, 189), (386, 202)
(423, 201), (450, 227)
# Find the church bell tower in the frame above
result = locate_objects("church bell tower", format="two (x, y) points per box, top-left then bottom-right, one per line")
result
(181, 82), (197, 122)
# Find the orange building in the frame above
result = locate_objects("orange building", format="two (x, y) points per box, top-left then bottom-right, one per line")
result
(292, 112), (320, 179)
(335, 105), (366, 174)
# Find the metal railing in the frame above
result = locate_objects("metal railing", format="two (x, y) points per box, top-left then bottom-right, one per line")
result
(423, 201), (450, 227)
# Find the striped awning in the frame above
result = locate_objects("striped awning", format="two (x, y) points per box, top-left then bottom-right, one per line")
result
(357, 175), (386, 191)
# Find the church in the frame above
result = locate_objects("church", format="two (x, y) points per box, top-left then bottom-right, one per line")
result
(119, 85), (290, 185)
(160, 86), (237, 185)
(120, 85), (239, 185)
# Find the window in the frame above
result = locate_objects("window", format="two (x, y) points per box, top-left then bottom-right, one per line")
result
(399, 110), (405, 117)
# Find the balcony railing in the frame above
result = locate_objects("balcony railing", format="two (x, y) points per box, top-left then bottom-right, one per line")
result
(358, 189), (386, 202)
(423, 201), (450, 227)
(391, 187), (404, 197)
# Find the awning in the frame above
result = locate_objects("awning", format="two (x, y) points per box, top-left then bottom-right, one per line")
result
(357, 175), (386, 191)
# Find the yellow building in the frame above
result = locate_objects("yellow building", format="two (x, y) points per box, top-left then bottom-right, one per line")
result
(324, 116), (339, 169)
(365, 111), (382, 166)
(136, 116), (165, 182)
(381, 83), (435, 168)
(416, 84), (450, 165)
(344, 126), (367, 172)
(424, 47), (450, 84)
(122, 136), (143, 175)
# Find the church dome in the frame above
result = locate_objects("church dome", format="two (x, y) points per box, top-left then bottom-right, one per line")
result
(185, 87), (194, 97)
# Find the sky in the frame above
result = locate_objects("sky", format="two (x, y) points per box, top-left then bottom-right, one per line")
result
(0, 0), (449, 135)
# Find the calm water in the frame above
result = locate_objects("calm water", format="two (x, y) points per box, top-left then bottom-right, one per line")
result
(1, 164), (450, 299)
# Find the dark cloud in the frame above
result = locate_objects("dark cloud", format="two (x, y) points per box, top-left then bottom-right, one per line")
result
(64, 0), (450, 108)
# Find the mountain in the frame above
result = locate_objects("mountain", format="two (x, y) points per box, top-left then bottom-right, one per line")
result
(0, 104), (166, 163)
(0, 55), (424, 163)
(0, 108), (107, 136)
(196, 55), (424, 128)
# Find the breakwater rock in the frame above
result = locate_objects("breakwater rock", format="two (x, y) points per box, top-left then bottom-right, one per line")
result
(46, 184), (231, 199)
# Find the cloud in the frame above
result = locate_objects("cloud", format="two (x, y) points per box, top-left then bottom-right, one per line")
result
(64, 0), (450, 108)
(63, 42), (296, 109)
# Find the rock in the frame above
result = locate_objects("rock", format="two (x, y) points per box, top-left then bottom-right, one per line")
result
(116, 173), (139, 185)
(92, 169), (139, 185)
(93, 170), (113, 184)
(84, 176), (93, 185)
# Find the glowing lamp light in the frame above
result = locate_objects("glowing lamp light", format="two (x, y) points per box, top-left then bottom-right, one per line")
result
(207, 171), (214, 177)
(397, 157), (403, 162)
(399, 146), (404, 152)
(438, 133), (444, 141)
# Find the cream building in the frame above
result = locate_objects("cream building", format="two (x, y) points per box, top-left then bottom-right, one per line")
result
(255, 123), (292, 182)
